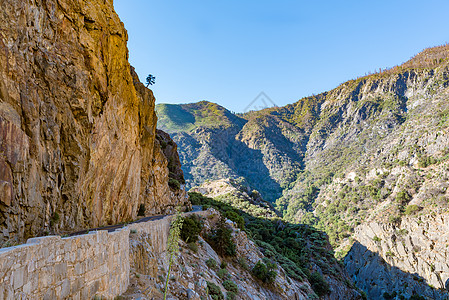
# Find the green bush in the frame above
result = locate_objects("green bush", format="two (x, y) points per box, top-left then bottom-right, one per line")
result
(189, 192), (206, 205)
(389, 215), (401, 224)
(223, 210), (245, 230)
(217, 268), (230, 280)
(206, 258), (218, 270)
(226, 291), (236, 300)
(207, 281), (224, 300)
(220, 261), (228, 269)
(168, 178), (180, 190)
(404, 205), (420, 215)
(309, 272), (330, 297)
(181, 215), (203, 243)
(418, 155), (437, 168)
(187, 242), (198, 253)
(207, 216), (236, 256)
(396, 190), (411, 205)
(252, 260), (277, 283)
(222, 280), (238, 293)
(237, 257), (249, 270)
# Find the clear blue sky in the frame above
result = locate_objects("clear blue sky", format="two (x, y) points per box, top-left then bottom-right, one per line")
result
(114, 0), (449, 113)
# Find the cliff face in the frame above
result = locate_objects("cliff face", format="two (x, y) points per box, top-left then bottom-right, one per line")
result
(0, 0), (187, 243)
(345, 213), (449, 299)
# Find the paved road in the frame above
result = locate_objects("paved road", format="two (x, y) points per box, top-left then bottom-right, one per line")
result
(67, 205), (202, 237)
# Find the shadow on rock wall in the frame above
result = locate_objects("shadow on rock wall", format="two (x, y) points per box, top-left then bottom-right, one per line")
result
(344, 241), (449, 300)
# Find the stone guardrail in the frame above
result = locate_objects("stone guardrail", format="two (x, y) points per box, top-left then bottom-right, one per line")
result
(0, 209), (207, 299)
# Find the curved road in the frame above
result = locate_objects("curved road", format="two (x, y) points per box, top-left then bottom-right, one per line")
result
(67, 205), (202, 237)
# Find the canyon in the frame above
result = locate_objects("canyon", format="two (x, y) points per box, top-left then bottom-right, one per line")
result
(1, 0), (449, 299)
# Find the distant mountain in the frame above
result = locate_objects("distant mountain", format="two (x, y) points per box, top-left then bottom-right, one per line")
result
(156, 45), (449, 298)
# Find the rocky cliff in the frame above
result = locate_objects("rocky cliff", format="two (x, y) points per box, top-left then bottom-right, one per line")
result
(345, 211), (449, 299)
(0, 0), (187, 244)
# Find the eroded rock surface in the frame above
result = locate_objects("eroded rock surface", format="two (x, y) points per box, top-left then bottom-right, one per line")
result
(345, 213), (449, 299)
(0, 0), (187, 243)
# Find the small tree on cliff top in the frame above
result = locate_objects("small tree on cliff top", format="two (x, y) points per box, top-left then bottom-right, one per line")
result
(146, 74), (156, 87)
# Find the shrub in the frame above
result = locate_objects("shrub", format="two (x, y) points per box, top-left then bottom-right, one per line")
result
(309, 272), (330, 297)
(207, 216), (236, 256)
(220, 261), (228, 269)
(188, 192), (204, 205)
(383, 291), (396, 300)
(404, 205), (420, 215)
(181, 215), (203, 243)
(373, 236), (381, 242)
(206, 258), (218, 270)
(168, 178), (180, 190)
(223, 210), (244, 229)
(388, 215), (401, 224)
(409, 295), (426, 300)
(237, 257), (249, 270)
(187, 242), (198, 253)
(222, 280), (238, 293)
(217, 268), (230, 280)
(396, 190), (411, 205)
(226, 291), (236, 300)
(207, 281), (224, 300)
(252, 260), (277, 283)
(418, 155), (437, 168)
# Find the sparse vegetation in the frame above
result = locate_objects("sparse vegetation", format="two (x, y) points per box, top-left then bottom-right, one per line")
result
(207, 281), (224, 300)
(190, 192), (342, 286)
(168, 178), (181, 190)
(252, 260), (277, 283)
(217, 268), (230, 280)
(309, 272), (330, 297)
(222, 280), (238, 293)
(206, 215), (236, 257)
(180, 215), (203, 243)
(206, 258), (218, 270)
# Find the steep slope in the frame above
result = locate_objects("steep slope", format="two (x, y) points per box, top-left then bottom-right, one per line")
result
(123, 208), (319, 300)
(157, 45), (449, 298)
(0, 0), (187, 244)
(183, 195), (362, 299)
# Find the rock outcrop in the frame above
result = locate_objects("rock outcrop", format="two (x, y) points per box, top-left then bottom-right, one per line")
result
(345, 212), (449, 299)
(0, 0), (187, 244)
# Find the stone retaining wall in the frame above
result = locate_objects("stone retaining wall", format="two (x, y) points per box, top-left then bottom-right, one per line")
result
(0, 229), (129, 299)
(0, 210), (208, 299)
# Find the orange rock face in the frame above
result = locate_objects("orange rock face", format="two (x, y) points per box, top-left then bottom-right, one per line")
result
(0, 0), (187, 242)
